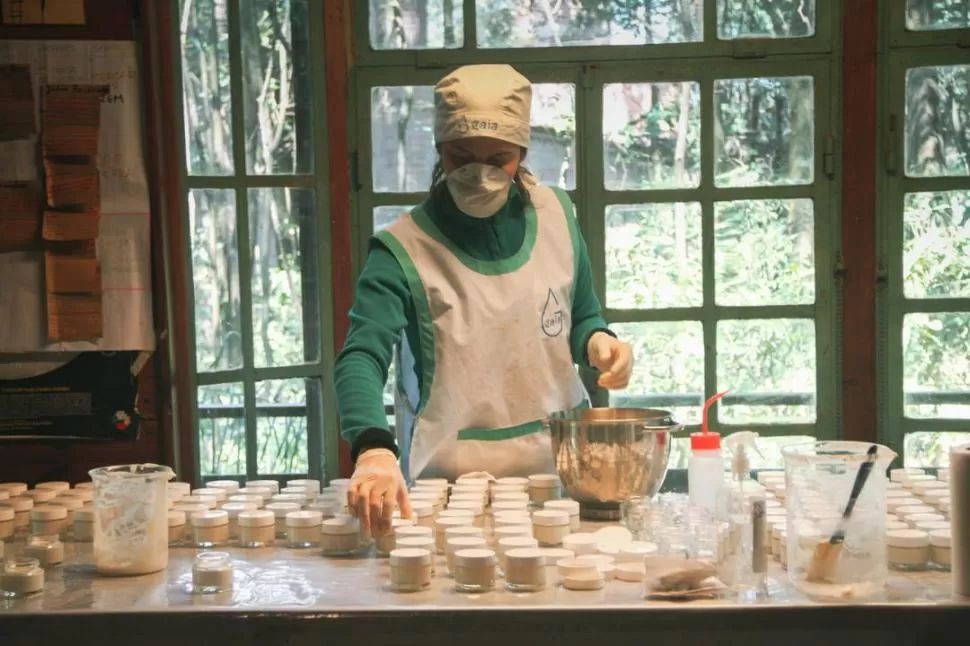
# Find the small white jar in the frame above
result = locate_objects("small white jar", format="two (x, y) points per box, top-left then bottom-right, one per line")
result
(169, 510), (188, 546)
(280, 485), (309, 496)
(890, 467), (923, 483)
(453, 548), (496, 592)
(306, 500), (340, 518)
(193, 487), (229, 504)
(914, 520), (951, 533)
(172, 502), (211, 520)
(447, 536), (489, 575)
(543, 499), (580, 532)
(237, 486), (274, 503)
(180, 495), (218, 509)
(23, 534), (64, 567)
(207, 480), (241, 494)
(168, 482), (191, 500)
(449, 492), (485, 504)
(438, 508), (476, 521)
(929, 529), (951, 570)
(72, 507), (95, 542)
(923, 489), (951, 508)
(539, 547), (575, 565)
(446, 501), (484, 526)
(30, 505), (67, 537)
(410, 501), (435, 529)
(389, 547), (433, 592)
(558, 559), (604, 590)
(532, 509), (570, 547)
(238, 510), (275, 547)
(528, 474), (562, 505)
(376, 518), (415, 556)
(36, 481), (70, 493)
(272, 493), (308, 507)
(192, 510), (230, 547)
(0, 507), (14, 541)
(495, 476), (528, 490)
(504, 547), (546, 591)
(287, 510), (324, 548)
(265, 502), (302, 538)
(435, 516), (474, 553)
(562, 532), (598, 555)
(887, 497), (924, 513)
(887, 529), (930, 571)
(396, 524), (435, 545)
(288, 479), (321, 497)
(228, 494), (264, 508)
(321, 516), (360, 556)
(221, 502), (258, 539)
(493, 492), (530, 506)
(22, 489), (56, 504)
(0, 482), (27, 497)
(493, 524), (533, 544)
(1, 557), (44, 597)
(443, 524), (482, 543)
(192, 551), (232, 593)
(497, 536), (539, 571)
(617, 542), (658, 563)
(246, 479), (280, 494)
(493, 511), (532, 527)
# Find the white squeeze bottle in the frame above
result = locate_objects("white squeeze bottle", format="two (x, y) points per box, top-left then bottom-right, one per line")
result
(688, 391), (729, 513)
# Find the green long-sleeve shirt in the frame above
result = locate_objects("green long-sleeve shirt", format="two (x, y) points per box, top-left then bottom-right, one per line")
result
(334, 185), (611, 460)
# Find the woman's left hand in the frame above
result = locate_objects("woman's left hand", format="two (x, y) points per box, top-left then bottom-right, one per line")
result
(587, 332), (633, 390)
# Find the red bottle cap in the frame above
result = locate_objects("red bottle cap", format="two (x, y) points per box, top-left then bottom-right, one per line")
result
(690, 432), (721, 451)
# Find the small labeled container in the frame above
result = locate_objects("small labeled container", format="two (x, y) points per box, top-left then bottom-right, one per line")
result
(389, 548), (433, 592)
(447, 536), (489, 575)
(193, 487), (229, 504)
(207, 480), (241, 494)
(72, 507), (95, 542)
(23, 534), (64, 567)
(221, 502), (258, 540)
(410, 501), (435, 529)
(453, 548), (496, 593)
(1, 557), (44, 597)
(532, 509), (570, 547)
(22, 489), (56, 504)
(887, 529), (930, 571)
(287, 510), (324, 548)
(169, 510), (188, 546)
(36, 481), (70, 493)
(929, 529), (950, 570)
(528, 474), (562, 504)
(238, 510), (275, 547)
(191, 510), (230, 547)
(321, 516), (360, 556)
(0, 507), (14, 541)
(543, 500), (580, 533)
(0, 482), (27, 497)
(376, 517), (415, 556)
(505, 547), (547, 592)
(3, 496), (34, 532)
(435, 516), (474, 554)
(30, 505), (68, 537)
(266, 502), (302, 538)
(192, 551), (232, 593)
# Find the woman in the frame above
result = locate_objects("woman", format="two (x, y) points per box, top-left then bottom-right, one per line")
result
(336, 64), (633, 537)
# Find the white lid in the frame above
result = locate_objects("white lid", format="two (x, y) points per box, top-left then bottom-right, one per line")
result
(498, 536), (539, 551)
(453, 548), (495, 566)
(410, 501), (434, 517)
(615, 562), (645, 582)
(0, 482), (27, 495)
(452, 482), (489, 493)
(596, 542), (620, 557)
(171, 502), (210, 515)
(885, 489), (912, 499)
(532, 509), (570, 526)
(168, 510), (186, 526)
(246, 479), (279, 490)
(887, 497), (923, 511)
(49, 497), (83, 510)
(390, 547), (432, 566)
(266, 502), (302, 518)
(1, 496), (34, 512)
(493, 492), (530, 504)
(236, 486), (273, 499)
(413, 478), (448, 489)
(36, 481), (70, 491)
(0, 507), (13, 522)
(896, 504), (935, 516)
(228, 494), (264, 507)
(556, 558), (599, 577)
(396, 525), (434, 539)
(287, 510), (324, 527)
(447, 536), (488, 552)
(328, 478), (351, 487)
(528, 474), (561, 487)
(238, 510), (275, 527)
(447, 500), (483, 514)
(903, 474), (936, 484)
(30, 505), (67, 520)
(168, 482), (191, 495)
(23, 489), (56, 502)
(193, 487), (227, 499)
(914, 520), (951, 532)
(271, 494), (308, 505)
(306, 501), (340, 516)
(618, 542), (658, 561)
(885, 521), (909, 531)
(593, 526), (633, 545)
(436, 515), (473, 529)
(539, 547), (574, 565)
(544, 499), (579, 514)
(494, 525), (533, 539)
(396, 536), (435, 551)
(886, 529), (930, 548)
(446, 493), (483, 503)
(408, 491), (441, 501)
(443, 525), (482, 539)
(562, 533), (598, 551)
(287, 479), (321, 491)
(58, 489), (93, 502)
(455, 472), (491, 483)
(191, 510), (229, 527)
(495, 477), (529, 487)
(505, 547), (544, 565)
(207, 480), (241, 492)
(321, 516), (359, 535)
(929, 529), (951, 548)
(904, 513), (945, 524)
(576, 554), (615, 571)
(494, 510), (532, 523)
(911, 480), (943, 494)
(890, 467), (924, 481)
(390, 517), (415, 530)
(492, 500), (529, 513)
(221, 502), (258, 517)
(180, 495), (218, 508)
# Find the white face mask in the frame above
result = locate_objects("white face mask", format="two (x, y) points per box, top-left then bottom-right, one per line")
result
(445, 162), (512, 219)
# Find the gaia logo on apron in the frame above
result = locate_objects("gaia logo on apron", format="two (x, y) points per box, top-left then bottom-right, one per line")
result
(540, 288), (564, 337)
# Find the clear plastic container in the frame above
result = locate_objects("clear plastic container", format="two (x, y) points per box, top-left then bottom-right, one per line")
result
(192, 510), (230, 547)
(23, 534), (64, 567)
(192, 551), (232, 593)
(2, 496), (33, 532)
(237, 510), (275, 547)
(321, 516), (359, 555)
(389, 548), (433, 592)
(453, 548), (496, 592)
(266, 502), (301, 538)
(504, 547), (546, 591)
(287, 510), (323, 548)
(783, 442), (895, 601)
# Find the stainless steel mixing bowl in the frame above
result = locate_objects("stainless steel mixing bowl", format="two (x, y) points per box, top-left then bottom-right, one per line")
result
(546, 407), (683, 520)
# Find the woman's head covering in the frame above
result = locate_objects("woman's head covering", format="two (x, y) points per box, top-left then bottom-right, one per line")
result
(433, 64), (532, 148)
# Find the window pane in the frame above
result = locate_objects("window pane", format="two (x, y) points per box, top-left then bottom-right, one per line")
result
(714, 76), (815, 188)
(717, 0), (816, 39)
(371, 84), (575, 193)
(249, 188), (318, 368)
(668, 435), (814, 469)
(240, 0), (312, 174)
(904, 431), (970, 467)
(904, 190), (970, 299)
(715, 199), (815, 306)
(906, 1), (970, 31)
(717, 319), (816, 423)
(198, 383), (246, 477)
(179, 0), (234, 176)
(903, 312), (970, 419)
(603, 82), (701, 191)
(189, 189), (242, 372)
(905, 65), (970, 178)
(256, 378), (313, 475)
(369, 0), (463, 49)
(606, 203), (703, 309)
(477, 0), (703, 48)
(374, 206), (411, 232)
(610, 321), (705, 425)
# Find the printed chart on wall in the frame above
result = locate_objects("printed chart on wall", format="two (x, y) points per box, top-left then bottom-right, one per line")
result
(0, 40), (153, 354)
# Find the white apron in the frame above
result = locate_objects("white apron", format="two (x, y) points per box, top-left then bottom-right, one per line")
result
(376, 185), (589, 482)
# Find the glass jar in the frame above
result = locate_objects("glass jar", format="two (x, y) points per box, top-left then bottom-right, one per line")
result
(207, 480), (241, 495)
(179, 494), (218, 509)
(245, 479), (280, 494)
(376, 518), (415, 557)
(446, 501), (484, 527)
(782, 441), (895, 601)
(73, 507), (95, 542)
(435, 516), (473, 554)
(453, 548), (496, 593)
(221, 501), (258, 540)
(227, 494), (264, 508)
(49, 497), (83, 535)
(929, 529), (950, 570)
(0, 506), (14, 541)
(237, 510), (275, 547)
(192, 487), (228, 504)
(321, 516), (360, 556)
(192, 551), (232, 593)
(504, 547), (546, 592)
(22, 489), (56, 504)
(287, 510), (324, 548)
(1, 557), (44, 597)
(446, 536), (488, 576)
(266, 502), (301, 539)
(532, 510), (570, 546)
(410, 501), (436, 529)
(389, 547), (433, 592)
(23, 534), (64, 567)
(887, 529), (930, 571)
(191, 510), (230, 547)
(497, 536), (539, 572)
(2, 496), (33, 532)
(396, 536), (437, 572)
(287, 479), (321, 499)
(543, 500), (580, 533)
(528, 474), (562, 505)
(168, 510), (187, 546)
(30, 505), (68, 537)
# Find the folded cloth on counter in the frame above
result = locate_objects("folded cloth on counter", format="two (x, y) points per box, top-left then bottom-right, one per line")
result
(642, 556), (723, 600)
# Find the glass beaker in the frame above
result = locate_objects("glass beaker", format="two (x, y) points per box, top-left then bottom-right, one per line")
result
(782, 442), (896, 601)
(89, 464), (175, 576)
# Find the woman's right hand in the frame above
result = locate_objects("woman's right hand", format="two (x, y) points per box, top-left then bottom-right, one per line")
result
(347, 448), (412, 539)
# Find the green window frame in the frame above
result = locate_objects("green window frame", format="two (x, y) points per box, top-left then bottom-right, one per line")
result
(353, 0), (844, 472)
(879, 4), (970, 465)
(173, 0), (339, 482)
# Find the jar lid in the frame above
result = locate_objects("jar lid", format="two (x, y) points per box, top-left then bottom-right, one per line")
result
(447, 536), (488, 552)
(30, 505), (67, 520)
(596, 542), (620, 557)
(493, 510), (532, 523)
(191, 510), (229, 527)
(443, 525), (482, 539)
(36, 481), (70, 492)
(228, 494), (264, 507)
(505, 546), (544, 565)
(207, 480), (241, 492)
(543, 499), (579, 514)
(528, 474), (561, 488)
(556, 558), (599, 578)
(886, 528), (930, 548)
(452, 480), (489, 491)
(896, 504), (935, 516)
(491, 483), (526, 495)
(306, 501), (341, 516)
(414, 477), (449, 489)
(168, 510), (186, 526)
(436, 514), (473, 528)
(494, 525), (533, 539)
(49, 497), (83, 510)
(390, 517), (415, 530)
(246, 479), (279, 491)
(495, 477), (529, 488)
(193, 487), (227, 498)
(266, 502), (302, 518)
(885, 489), (912, 499)
(389, 547), (433, 566)
(576, 554), (614, 570)
(0, 507), (13, 522)
(328, 478), (351, 488)
(498, 536), (538, 551)
(408, 491), (441, 501)
(1, 496), (34, 512)
(180, 495), (218, 508)
(168, 482), (191, 495)
(539, 547), (574, 565)
(0, 482), (27, 495)
(492, 500), (529, 513)
(172, 502), (210, 515)
(271, 494), (308, 505)
(453, 548), (495, 566)
(929, 529), (951, 548)
(447, 501), (483, 514)
(396, 525), (434, 539)
(58, 489), (93, 502)
(396, 536), (435, 551)
(410, 501), (434, 517)
(221, 502), (258, 516)
(903, 474), (936, 484)
(904, 513), (945, 524)
(885, 521), (909, 531)
(890, 467), (924, 482)
(914, 520), (951, 532)
(887, 497), (923, 511)
(562, 533), (598, 552)
(236, 487), (273, 499)
(911, 480), (943, 495)
(23, 489), (56, 502)
(615, 561), (646, 582)
(532, 509), (569, 526)
(287, 479), (321, 492)
(618, 542), (658, 561)
(287, 510), (324, 527)
(238, 510), (274, 527)
(493, 492), (530, 504)
(322, 516), (359, 535)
